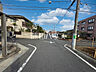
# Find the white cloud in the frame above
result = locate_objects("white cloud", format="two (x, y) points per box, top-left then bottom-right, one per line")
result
(34, 16), (59, 25)
(36, 8), (74, 19)
(38, 13), (52, 19)
(31, 8), (75, 31)
(31, 19), (35, 22)
(47, 8), (74, 17)
(38, 0), (46, 3)
(60, 19), (74, 31)
(80, 5), (91, 14)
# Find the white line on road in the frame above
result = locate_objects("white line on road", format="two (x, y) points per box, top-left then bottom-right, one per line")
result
(50, 41), (55, 44)
(17, 44), (37, 72)
(64, 44), (96, 71)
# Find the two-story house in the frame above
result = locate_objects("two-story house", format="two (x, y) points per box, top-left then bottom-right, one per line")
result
(0, 15), (34, 33)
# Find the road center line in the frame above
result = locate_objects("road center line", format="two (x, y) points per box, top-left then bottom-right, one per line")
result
(64, 44), (96, 71)
(17, 44), (37, 72)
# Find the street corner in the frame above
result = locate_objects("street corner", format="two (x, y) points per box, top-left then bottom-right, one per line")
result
(0, 43), (29, 72)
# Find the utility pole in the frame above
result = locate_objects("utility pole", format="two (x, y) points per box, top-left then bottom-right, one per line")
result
(1, 13), (7, 57)
(72, 0), (80, 50)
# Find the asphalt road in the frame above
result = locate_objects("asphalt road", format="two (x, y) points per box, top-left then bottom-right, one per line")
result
(4, 38), (96, 72)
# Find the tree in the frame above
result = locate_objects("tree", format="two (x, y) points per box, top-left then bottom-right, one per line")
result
(37, 25), (44, 33)
(13, 23), (17, 26)
(26, 22), (34, 30)
(65, 29), (73, 39)
(19, 27), (24, 32)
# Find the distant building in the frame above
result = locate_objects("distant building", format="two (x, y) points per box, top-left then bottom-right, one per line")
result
(57, 31), (67, 39)
(78, 15), (96, 39)
(49, 31), (58, 39)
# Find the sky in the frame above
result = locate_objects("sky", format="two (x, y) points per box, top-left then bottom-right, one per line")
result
(1, 0), (96, 32)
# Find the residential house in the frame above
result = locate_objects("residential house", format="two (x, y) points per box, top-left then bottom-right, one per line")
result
(57, 32), (67, 39)
(0, 15), (34, 33)
(78, 15), (96, 39)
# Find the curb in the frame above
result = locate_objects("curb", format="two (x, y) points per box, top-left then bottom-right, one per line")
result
(66, 44), (96, 67)
(0, 43), (29, 72)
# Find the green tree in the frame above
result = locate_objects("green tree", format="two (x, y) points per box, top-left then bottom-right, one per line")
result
(37, 25), (44, 33)
(25, 28), (31, 32)
(13, 23), (17, 26)
(65, 30), (73, 39)
(26, 22), (34, 30)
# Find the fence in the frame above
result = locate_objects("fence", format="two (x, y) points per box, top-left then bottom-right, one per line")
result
(16, 32), (45, 39)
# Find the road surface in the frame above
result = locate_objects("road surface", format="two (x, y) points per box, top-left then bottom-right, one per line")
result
(4, 38), (96, 72)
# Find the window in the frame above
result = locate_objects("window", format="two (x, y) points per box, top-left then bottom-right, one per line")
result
(77, 24), (79, 27)
(22, 22), (26, 27)
(10, 19), (16, 22)
(88, 18), (95, 23)
(81, 27), (85, 30)
(87, 34), (92, 37)
(87, 26), (93, 31)
(81, 21), (85, 24)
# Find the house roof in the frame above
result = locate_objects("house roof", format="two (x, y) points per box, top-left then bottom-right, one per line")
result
(8, 15), (32, 23)
(78, 15), (96, 23)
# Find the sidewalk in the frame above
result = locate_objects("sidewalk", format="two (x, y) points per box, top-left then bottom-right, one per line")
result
(0, 43), (29, 72)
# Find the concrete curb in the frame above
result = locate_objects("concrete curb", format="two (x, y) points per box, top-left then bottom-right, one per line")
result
(66, 44), (96, 67)
(0, 43), (29, 72)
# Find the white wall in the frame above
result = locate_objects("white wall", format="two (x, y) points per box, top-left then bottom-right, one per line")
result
(0, 18), (26, 31)
(16, 32), (44, 39)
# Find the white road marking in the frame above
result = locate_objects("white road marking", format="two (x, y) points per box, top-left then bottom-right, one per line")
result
(50, 41), (55, 44)
(64, 44), (96, 71)
(17, 44), (37, 72)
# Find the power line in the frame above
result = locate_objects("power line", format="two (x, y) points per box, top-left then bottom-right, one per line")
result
(4, 7), (96, 14)
(3, 4), (51, 8)
(80, 0), (96, 7)
(80, 0), (96, 12)
(52, 0), (71, 3)
(23, 0), (71, 2)
(4, 8), (49, 10)
(3, 3), (96, 11)
(3, 4), (66, 9)
(59, 0), (76, 20)
(82, 2), (96, 6)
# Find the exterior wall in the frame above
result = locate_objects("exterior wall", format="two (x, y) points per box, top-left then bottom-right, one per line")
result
(78, 15), (96, 39)
(15, 19), (26, 31)
(16, 32), (44, 39)
(0, 18), (27, 31)
(62, 34), (67, 38)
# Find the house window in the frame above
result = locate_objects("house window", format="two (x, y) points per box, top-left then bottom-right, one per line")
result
(10, 19), (16, 22)
(88, 18), (95, 23)
(81, 21), (85, 24)
(22, 22), (26, 27)
(87, 33), (92, 37)
(77, 24), (79, 27)
(87, 26), (93, 31)
(81, 27), (85, 30)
